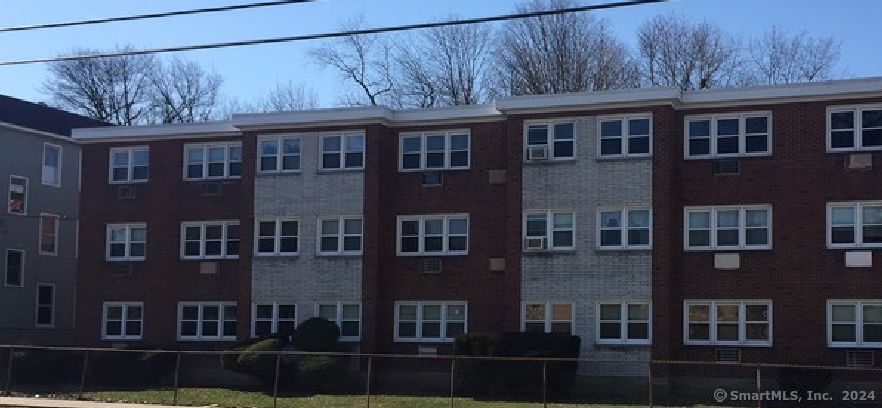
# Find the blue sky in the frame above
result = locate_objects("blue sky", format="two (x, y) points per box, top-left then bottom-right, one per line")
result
(1, 0), (879, 108)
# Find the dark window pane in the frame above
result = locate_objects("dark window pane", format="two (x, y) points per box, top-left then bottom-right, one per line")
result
(831, 131), (855, 148)
(628, 229), (650, 246)
(226, 241), (239, 256)
(37, 308), (52, 325)
(278, 321), (296, 336)
(421, 322), (441, 338)
(424, 237), (443, 252)
(228, 162), (241, 177)
(745, 323), (768, 340)
(600, 121), (622, 137)
(321, 237), (338, 252)
(402, 154), (420, 169)
(831, 111), (854, 129)
(282, 156), (300, 170)
(688, 324), (710, 340)
(831, 227), (855, 244)
(717, 324), (739, 341)
(717, 119), (739, 135)
(553, 141), (573, 158)
(628, 323), (649, 339)
(527, 126), (548, 145)
(629, 118), (650, 136)
(341, 321), (360, 337)
(689, 120), (710, 137)
(343, 236), (361, 251)
(132, 166), (148, 180)
(426, 152), (444, 168)
(207, 163), (224, 177)
(187, 164), (203, 179)
(599, 322), (620, 339)
(448, 236), (467, 251)
(552, 231), (573, 247)
(689, 139), (710, 156)
(280, 238), (298, 253)
(600, 139), (621, 156)
(746, 228), (769, 245)
(113, 168), (128, 181)
(201, 321), (218, 336)
(401, 237), (419, 253)
(745, 117), (768, 134)
(551, 322), (571, 334)
(129, 243), (145, 257)
(717, 136), (739, 154)
(689, 231), (710, 247)
(180, 321), (197, 336)
(831, 324), (856, 342)
(745, 135), (768, 153)
(322, 154), (340, 169)
(110, 243), (126, 257)
(863, 129), (882, 147)
(255, 321), (272, 337)
(345, 152), (363, 168)
(205, 241), (222, 255)
(717, 230), (739, 246)
(259, 222), (276, 236)
(258, 238), (275, 253)
(398, 322), (416, 338)
(864, 324), (882, 342)
(125, 321), (142, 336)
(260, 157), (277, 171)
(553, 123), (573, 140)
(601, 230), (621, 247)
(450, 151), (468, 167)
(628, 136), (649, 154)
(105, 321), (122, 336)
(863, 226), (882, 243)
(863, 110), (882, 128)
(223, 321), (236, 336)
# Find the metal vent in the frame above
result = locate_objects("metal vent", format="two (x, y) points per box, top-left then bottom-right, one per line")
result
(200, 182), (222, 196)
(713, 159), (740, 175)
(715, 348), (741, 364)
(117, 185), (136, 200)
(847, 153), (872, 170)
(846, 351), (874, 368)
(420, 258), (442, 274)
(422, 172), (443, 187)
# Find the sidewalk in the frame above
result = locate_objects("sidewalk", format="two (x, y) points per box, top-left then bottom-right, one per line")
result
(0, 397), (206, 408)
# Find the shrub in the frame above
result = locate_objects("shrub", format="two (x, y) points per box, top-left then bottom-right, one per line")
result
(222, 337), (288, 385)
(292, 318), (339, 352)
(295, 355), (348, 392)
(87, 351), (176, 386)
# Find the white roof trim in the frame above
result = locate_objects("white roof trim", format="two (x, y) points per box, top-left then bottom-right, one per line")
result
(232, 106), (392, 129)
(71, 121), (238, 140)
(682, 77), (882, 105)
(391, 104), (502, 123)
(495, 87), (682, 112)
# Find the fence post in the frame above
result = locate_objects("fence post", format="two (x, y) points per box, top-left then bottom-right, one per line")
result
(648, 361), (654, 408)
(4, 348), (13, 396)
(365, 357), (372, 408)
(173, 352), (181, 406)
(542, 360), (548, 408)
(755, 365), (762, 408)
(272, 353), (281, 408)
(77, 350), (90, 400)
(449, 358), (456, 408)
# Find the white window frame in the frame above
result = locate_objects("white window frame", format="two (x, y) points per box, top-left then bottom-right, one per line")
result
(522, 210), (575, 251)
(320, 132), (365, 171)
(251, 302), (297, 338)
(520, 301), (575, 334)
(183, 142), (242, 181)
(398, 130), (471, 171)
(316, 302), (362, 341)
(827, 105), (882, 152)
(101, 302), (144, 341)
(4, 248), (24, 288)
(393, 301), (468, 343)
(827, 201), (882, 249)
(596, 301), (651, 345)
(827, 300), (882, 348)
(684, 112), (773, 159)
(38, 213), (60, 256)
(317, 216), (363, 256)
(8, 175), (28, 215)
(683, 300), (773, 347)
(180, 221), (240, 260)
(524, 120), (576, 162)
(41, 142), (62, 187)
(254, 218), (299, 256)
(683, 205), (772, 251)
(597, 114), (653, 158)
(177, 301), (237, 341)
(257, 135), (301, 173)
(106, 223), (147, 261)
(396, 214), (469, 256)
(35, 283), (55, 328)
(108, 146), (149, 184)
(596, 207), (652, 250)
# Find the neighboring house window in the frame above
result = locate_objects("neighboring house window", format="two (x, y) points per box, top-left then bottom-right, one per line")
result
(684, 300), (772, 346)
(397, 215), (468, 256)
(42, 143), (61, 186)
(8, 176), (27, 215)
(828, 300), (882, 347)
(109, 147), (149, 183)
(106, 224), (147, 261)
(102, 302), (143, 340)
(597, 302), (650, 345)
(178, 302), (237, 341)
(318, 217), (363, 255)
(39, 214), (60, 255)
(321, 132), (365, 170)
(598, 208), (652, 249)
(684, 206), (772, 250)
(35, 283), (55, 327)
(685, 113), (771, 158)
(181, 221), (240, 259)
(5, 249), (24, 287)
(317, 302), (361, 341)
(258, 136), (301, 173)
(598, 115), (652, 157)
(184, 143), (242, 180)
(255, 218), (299, 256)
(828, 105), (882, 151)
(394, 301), (466, 342)
(399, 131), (470, 171)
(525, 121), (575, 161)
(522, 302), (573, 334)
(828, 202), (882, 248)
(252, 303), (296, 338)
(523, 211), (574, 251)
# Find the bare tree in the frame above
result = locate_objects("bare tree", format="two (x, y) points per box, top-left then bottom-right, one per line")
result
(262, 80), (319, 111)
(43, 47), (156, 125)
(746, 25), (841, 85)
(149, 58), (223, 123)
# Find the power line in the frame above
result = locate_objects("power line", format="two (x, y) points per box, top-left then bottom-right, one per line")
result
(0, 0), (319, 34)
(0, 0), (667, 67)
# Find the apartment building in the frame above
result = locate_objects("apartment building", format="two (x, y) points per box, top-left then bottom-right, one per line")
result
(0, 94), (105, 344)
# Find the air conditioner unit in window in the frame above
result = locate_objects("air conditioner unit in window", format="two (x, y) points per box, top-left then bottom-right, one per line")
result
(420, 258), (442, 274)
(524, 237), (547, 251)
(846, 351), (874, 368)
(713, 159), (740, 175)
(715, 348), (741, 364)
(117, 184), (136, 200)
(422, 172), (443, 187)
(847, 153), (872, 170)
(527, 146), (549, 161)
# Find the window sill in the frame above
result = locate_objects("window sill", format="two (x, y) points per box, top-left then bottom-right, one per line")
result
(397, 253), (469, 257)
(256, 171), (302, 177)
(684, 153), (772, 161)
(109, 180), (149, 185)
(106, 258), (146, 262)
(254, 253), (299, 258)
(394, 338), (455, 344)
(827, 246), (882, 250)
(683, 342), (772, 348)
(596, 155), (652, 161)
(594, 341), (651, 347)
(827, 147), (882, 154)
(316, 253), (363, 258)
(180, 257), (240, 261)
(177, 337), (237, 342)
(596, 247), (652, 252)
(101, 337), (142, 341)
(828, 343), (882, 349)
(316, 168), (364, 174)
(523, 158), (576, 165)
(683, 247), (772, 252)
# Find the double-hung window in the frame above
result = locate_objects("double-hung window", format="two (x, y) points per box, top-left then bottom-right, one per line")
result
(321, 132), (364, 170)
(8, 176), (27, 215)
(597, 302), (650, 344)
(685, 113), (771, 158)
(258, 136), (301, 173)
(102, 302), (143, 340)
(252, 303), (296, 338)
(178, 302), (237, 341)
(35, 283), (55, 327)
(317, 302), (361, 341)
(598, 208), (651, 249)
(523, 211), (574, 251)
(399, 131), (470, 171)
(522, 302), (573, 334)
(318, 217), (363, 255)
(598, 115), (652, 158)
(181, 221), (240, 259)
(42, 143), (61, 187)
(525, 121), (575, 161)
(828, 202), (882, 248)
(109, 147), (149, 183)
(106, 223), (147, 261)
(255, 218), (299, 256)
(397, 215), (468, 256)
(684, 300), (772, 346)
(828, 105), (882, 151)
(39, 214), (59, 256)
(828, 300), (882, 347)
(395, 301), (466, 342)
(684, 206), (771, 250)
(5, 249), (24, 287)
(184, 143), (242, 180)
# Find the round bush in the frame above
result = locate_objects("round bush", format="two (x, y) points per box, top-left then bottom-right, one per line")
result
(292, 317), (340, 352)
